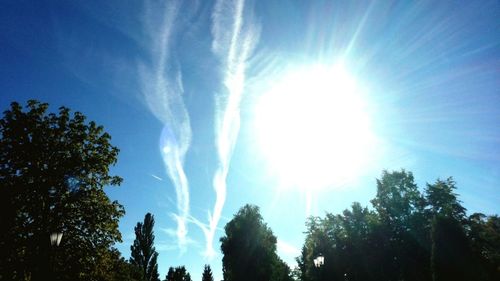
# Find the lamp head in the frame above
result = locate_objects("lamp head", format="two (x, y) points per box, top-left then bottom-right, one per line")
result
(50, 232), (63, 246)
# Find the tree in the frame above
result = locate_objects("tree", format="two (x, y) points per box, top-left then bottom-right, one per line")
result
(425, 178), (478, 281)
(430, 215), (476, 281)
(94, 248), (145, 281)
(371, 170), (430, 281)
(425, 178), (466, 222)
(220, 204), (292, 281)
(164, 266), (192, 281)
(0, 100), (124, 281)
(468, 214), (500, 280)
(271, 257), (294, 281)
(165, 267), (175, 281)
(300, 203), (385, 281)
(201, 264), (214, 281)
(296, 170), (499, 281)
(130, 213), (160, 281)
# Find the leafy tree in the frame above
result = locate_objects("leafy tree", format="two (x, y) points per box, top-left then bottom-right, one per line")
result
(164, 266), (192, 281)
(468, 214), (500, 280)
(296, 246), (308, 281)
(94, 248), (145, 281)
(430, 215), (476, 281)
(371, 170), (423, 226)
(220, 204), (292, 281)
(425, 178), (477, 281)
(271, 256), (294, 281)
(297, 170), (499, 281)
(300, 203), (385, 281)
(0, 100), (124, 281)
(130, 213), (160, 281)
(165, 267), (175, 281)
(425, 178), (466, 222)
(371, 170), (429, 281)
(201, 264), (214, 281)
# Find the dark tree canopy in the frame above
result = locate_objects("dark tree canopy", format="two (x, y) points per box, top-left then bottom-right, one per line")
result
(370, 170), (430, 281)
(164, 266), (192, 281)
(431, 215), (476, 281)
(426, 178), (487, 281)
(426, 178), (466, 221)
(2, 100), (498, 281)
(0, 100), (125, 281)
(220, 204), (293, 281)
(130, 213), (160, 281)
(297, 170), (500, 281)
(201, 264), (214, 281)
(468, 214), (500, 280)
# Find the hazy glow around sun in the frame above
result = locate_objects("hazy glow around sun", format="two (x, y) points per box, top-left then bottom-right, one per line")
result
(254, 64), (376, 189)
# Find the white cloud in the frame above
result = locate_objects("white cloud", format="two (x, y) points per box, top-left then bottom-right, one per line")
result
(156, 242), (179, 252)
(139, 0), (192, 252)
(193, 0), (261, 258)
(277, 239), (301, 257)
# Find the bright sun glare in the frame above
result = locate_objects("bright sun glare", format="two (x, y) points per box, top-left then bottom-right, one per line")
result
(254, 64), (376, 189)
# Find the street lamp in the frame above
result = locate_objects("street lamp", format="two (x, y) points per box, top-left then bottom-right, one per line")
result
(313, 254), (324, 268)
(49, 231), (63, 280)
(314, 254), (325, 281)
(50, 232), (63, 246)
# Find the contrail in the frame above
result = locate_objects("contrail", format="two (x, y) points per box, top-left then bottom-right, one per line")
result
(139, 0), (192, 251)
(197, 0), (260, 257)
(151, 174), (164, 181)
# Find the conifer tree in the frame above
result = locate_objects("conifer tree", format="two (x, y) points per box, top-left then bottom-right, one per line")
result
(164, 266), (191, 281)
(202, 265), (214, 281)
(130, 213), (160, 281)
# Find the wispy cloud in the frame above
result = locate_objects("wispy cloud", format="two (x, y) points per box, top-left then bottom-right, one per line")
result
(277, 239), (300, 268)
(156, 242), (180, 252)
(139, 0), (260, 258)
(277, 239), (300, 257)
(194, 0), (261, 258)
(138, 0), (192, 252)
(158, 227), (198, 252)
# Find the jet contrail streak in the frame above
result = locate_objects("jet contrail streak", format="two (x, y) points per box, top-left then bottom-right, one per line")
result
(139, 0), (192, 251)
(197, 0), (260, 257)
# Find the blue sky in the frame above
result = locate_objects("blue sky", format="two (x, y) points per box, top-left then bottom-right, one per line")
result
(1, 0), (499, 280)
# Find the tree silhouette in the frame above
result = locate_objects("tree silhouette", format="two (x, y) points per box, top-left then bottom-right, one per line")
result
(201, 264), (214, 281)
(431, 215), (475, 281)
(426, 178), (474, 281)
(426, 178), (466, 221)
(297, 170), (500, 281)
(130, 213), (160, 281)
(165, 267), (175, 281)
(220, 204), (293, 281)
(164, 266), (192, 281)
(0, 100), (124, 281)
(468, 214), (500, 280)
(371, 170), (429, 281)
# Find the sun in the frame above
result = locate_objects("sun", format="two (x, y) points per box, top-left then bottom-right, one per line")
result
(253, 63), (375, 190)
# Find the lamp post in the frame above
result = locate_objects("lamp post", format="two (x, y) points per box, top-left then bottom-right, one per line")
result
(50, 232), (63, 246)
(314, 254), (324, 281)
(313, 254), (324, 268)
(49, 231), (63, 280)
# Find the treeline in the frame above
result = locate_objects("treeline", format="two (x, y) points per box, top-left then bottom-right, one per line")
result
(212, 170), (500, 281)
(125, 206), (291, 281)
(1, 101), (498, 281)
(296, 170), (499, 281)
